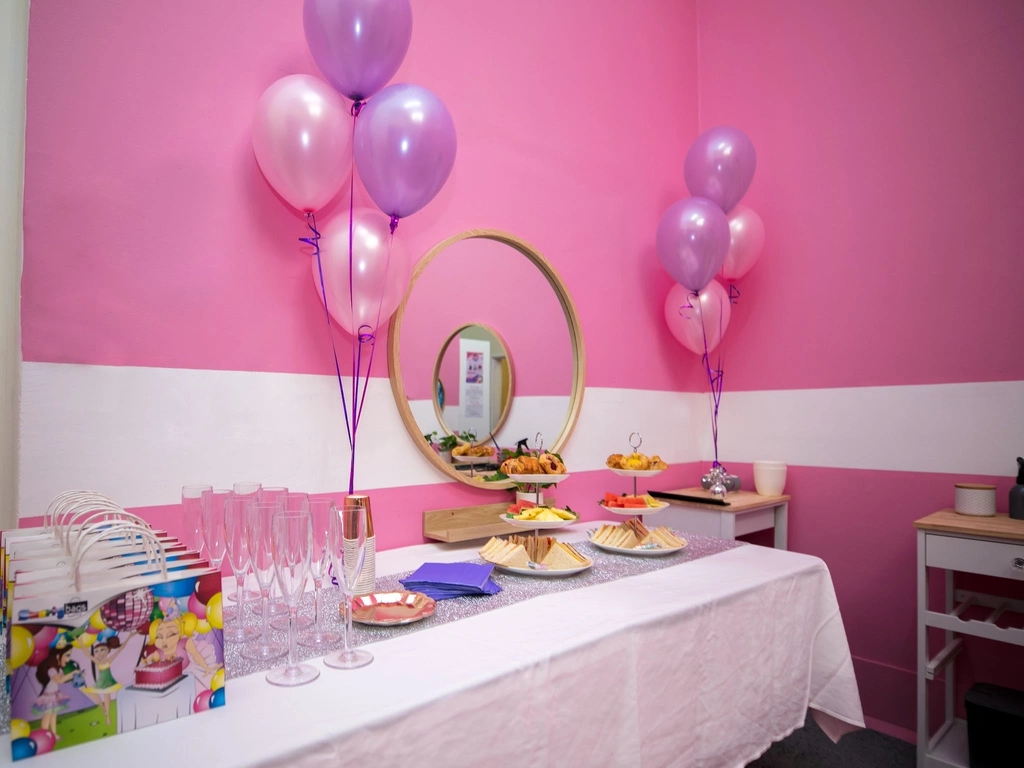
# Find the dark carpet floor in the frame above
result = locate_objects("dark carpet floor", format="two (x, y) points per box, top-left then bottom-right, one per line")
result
(749, 715), (915, 768)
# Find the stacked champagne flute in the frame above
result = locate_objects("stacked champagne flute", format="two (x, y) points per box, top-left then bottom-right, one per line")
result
(187, 484), (374, 686)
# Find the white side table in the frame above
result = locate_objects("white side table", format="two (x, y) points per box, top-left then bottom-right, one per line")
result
(655, 488), (790, 549)
(914, 509), (1024, 768)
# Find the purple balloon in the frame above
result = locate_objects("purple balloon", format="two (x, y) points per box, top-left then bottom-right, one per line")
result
(683, 126), (757, 214)
(656, 198), (731, 293)
(303, 0), (413, 102)
(354, 83), (457, 219)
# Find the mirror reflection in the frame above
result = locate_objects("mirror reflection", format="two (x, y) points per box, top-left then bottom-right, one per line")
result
(396, 236), (577, 483)
(433, 324), (514, 439)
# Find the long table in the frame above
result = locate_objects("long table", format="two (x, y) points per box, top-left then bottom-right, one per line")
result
(5, 523), (863, 767)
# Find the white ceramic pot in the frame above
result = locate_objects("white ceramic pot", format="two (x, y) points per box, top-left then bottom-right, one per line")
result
(516, 490), (544, 506)
(753, 461), (787, 496)
(954, 483), (996, 516)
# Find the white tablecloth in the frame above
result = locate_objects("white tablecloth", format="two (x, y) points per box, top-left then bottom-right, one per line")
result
(8, 524), (863, 768)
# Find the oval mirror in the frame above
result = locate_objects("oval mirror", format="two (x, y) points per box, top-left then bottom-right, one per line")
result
(388, 230), (585, 489)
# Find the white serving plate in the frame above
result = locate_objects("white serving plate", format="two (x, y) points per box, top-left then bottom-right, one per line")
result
(498, 514), (577, 530)
(493, 561), (592, 577)
(507, 473), (569, 484)
(599, 502), (667, 515)
(588, 537), (686, 557)
(609, 468), (665, 478)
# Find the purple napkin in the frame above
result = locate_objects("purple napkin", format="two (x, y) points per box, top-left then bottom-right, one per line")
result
(400, 562), (501, 599)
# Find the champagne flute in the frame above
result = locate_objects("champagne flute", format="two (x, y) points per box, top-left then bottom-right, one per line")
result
(271, 493), (313, 630)
(241, 501), (287, 661)
(266, 510), (319, 687)
(230, 481), (263, 604)
(223, 495), (258, 642)
(299, 499), (340, 647)
(181, 485), (212, 555)
(261, 487), (291, 618)
(200, 488), (231, 572)
(324, 504), (373, 669)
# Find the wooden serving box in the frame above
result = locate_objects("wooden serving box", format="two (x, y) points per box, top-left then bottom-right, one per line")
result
(423, 499), (556, 543)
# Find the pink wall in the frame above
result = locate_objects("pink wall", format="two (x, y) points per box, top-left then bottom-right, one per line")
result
(697, 0), (1024, 739)
(22, 0), (698, 395)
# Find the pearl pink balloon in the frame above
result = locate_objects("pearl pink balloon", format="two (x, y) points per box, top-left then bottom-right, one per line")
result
(721, 205), (765, 281)
(252, 75), (353, 213)
(29, 729), (56, 755)
(664, 280), (731, 355)
(313, 207), (411, 337)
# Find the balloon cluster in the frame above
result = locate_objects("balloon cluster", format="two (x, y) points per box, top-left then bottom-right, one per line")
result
(251, 0), (457, 493)
(658, 126), (763, 355)
(656, 126), (764, 469)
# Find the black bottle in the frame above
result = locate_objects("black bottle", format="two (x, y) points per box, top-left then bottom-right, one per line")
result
(1010, 457), (1024, 521)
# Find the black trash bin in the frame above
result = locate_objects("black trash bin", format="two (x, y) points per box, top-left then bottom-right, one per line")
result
(964, 682), (1024, 768)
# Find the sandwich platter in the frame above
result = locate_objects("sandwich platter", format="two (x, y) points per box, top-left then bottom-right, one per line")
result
(480, 534), (593, 577)
(588, 521), (687, 557)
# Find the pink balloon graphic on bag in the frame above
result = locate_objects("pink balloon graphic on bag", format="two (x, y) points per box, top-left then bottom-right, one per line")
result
(664, 280), (732, 355)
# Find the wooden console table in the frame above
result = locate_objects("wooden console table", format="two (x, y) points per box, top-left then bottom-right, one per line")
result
(914, 509), (1024, 768)
(656, 488), (790, 549)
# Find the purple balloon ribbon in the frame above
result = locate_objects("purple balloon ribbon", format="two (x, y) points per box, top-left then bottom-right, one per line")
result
(303, 212), (353, 449)
(696, 291), (727, 467)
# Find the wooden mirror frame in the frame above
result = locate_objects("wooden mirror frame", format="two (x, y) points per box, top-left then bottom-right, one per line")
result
(388, 229), (586, 490)
(431, 323), (516, 440)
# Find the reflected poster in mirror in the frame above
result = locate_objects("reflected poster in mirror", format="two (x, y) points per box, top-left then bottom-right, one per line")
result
(434, 324), (514, 437)
(389, 231), (584, 488)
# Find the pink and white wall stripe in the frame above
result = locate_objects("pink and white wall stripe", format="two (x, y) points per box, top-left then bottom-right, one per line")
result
(18, 0), (1024, 742)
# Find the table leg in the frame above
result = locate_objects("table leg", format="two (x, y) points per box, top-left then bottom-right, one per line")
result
(719, 512), (736, 540)
(773, 503), (788, 550)
(944, 569), (954, 726)
(917, 530), (927, 768)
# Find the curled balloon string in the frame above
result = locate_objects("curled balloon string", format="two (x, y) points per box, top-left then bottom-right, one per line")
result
(697, 290), (726, 467)
(353, 229), (396, 435)
(728, 283), (740, 305)
(303, 212), (353, 448)
(346, 110), (361, 493)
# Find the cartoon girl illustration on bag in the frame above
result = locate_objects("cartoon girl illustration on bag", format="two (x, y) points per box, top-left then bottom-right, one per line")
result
(142, 615), (219, 690)
(33, 643), (76, 740)
(82, 628), (133, 725)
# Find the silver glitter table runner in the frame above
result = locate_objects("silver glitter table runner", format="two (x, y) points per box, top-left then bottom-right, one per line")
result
(223, 533), (744, 679)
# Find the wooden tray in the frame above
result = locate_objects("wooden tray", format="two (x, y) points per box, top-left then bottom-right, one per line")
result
(424, 499), (556, 543)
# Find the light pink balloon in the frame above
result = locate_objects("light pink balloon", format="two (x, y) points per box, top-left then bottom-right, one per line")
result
(312, 207), (411, 337)
(721, 205), (765, 281)
(664, 280), (731, 355)
(252, 75), (353, 213)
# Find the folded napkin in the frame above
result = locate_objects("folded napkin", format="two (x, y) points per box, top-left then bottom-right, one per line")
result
(400, 562), (502, 600)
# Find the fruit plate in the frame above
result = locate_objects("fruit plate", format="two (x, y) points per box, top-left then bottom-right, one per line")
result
(588, 537), (686, 557)
(609, 468), (664, 478)
(351, 590), (436, 626)
(599, 502), (667, 515)
(507, 473), (569, 484)
(498, 514), (577, 529)
(494, 561), (592, 577)
(453, 455), (496, 465)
